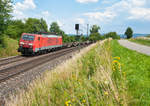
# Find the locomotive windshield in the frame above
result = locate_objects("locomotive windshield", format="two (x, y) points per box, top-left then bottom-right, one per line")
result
(22, 35), (35, 41)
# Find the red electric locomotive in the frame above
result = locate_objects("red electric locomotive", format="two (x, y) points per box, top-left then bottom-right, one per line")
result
(18, 33), (63, 55)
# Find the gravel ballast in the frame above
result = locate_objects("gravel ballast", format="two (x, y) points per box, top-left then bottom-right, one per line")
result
(118, 40), (150, 56)
(0, 50), (78, 106)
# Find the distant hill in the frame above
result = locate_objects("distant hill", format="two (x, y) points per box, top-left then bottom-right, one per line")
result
(120, 34), (149, 38)
(67, 33), (150, 38)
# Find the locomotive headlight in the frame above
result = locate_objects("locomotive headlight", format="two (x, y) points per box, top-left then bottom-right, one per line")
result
(28, 43), (33, 46)
(20, 42), (24, 45)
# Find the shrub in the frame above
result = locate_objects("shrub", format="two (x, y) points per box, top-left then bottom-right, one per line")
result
(103, 32), (120, 39)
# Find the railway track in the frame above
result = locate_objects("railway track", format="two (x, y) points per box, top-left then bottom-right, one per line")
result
(0, 46), (85, 83)
(0, 56), (27, 67)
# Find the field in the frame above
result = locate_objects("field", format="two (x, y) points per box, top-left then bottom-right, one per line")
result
(130, 39), (150, 46)
(6, 40), (150, 106)
(111, 40), (150, 105)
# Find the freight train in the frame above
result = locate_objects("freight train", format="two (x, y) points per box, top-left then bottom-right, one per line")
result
(18, 33), (91, 55)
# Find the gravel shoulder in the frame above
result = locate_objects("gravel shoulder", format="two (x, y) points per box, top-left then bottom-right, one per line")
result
(118, 40), (150, 56)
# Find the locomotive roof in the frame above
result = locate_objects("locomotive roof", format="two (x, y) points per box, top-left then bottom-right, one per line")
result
(42, 34), (62, 38)
(22, 33), (61, 38)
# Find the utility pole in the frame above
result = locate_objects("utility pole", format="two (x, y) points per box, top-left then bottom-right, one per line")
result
(87, 24), (89, 37)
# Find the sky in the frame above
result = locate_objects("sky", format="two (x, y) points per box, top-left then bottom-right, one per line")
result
(12, 0), (150, 34)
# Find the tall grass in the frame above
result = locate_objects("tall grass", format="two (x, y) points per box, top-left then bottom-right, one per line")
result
(6, 40), (126, 106)
(0, 36), (20, 58)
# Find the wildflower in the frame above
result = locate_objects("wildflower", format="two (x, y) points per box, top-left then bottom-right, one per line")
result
(104, 80), (109, 85)
(112, 60), (119, 63)
(118, 62), (121, 69)
(104, 91), (109, 96)
(65, 100), (71, 106)
(112, 59), (121, 71)
(114, 57), (120, 60)
(82, 99), (86, 103)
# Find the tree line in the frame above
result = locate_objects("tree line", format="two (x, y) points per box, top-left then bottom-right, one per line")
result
(0, 0), (133, 47)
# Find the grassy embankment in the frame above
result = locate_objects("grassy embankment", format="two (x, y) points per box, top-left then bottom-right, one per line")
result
(111, 40), (150, 105)
(130, 39), (150, 46)
(6, 40), (150, 106)
(7, 40), (127, 106)
(0, 36), (20, 58)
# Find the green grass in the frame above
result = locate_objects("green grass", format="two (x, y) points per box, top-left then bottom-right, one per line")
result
(111, 40), (150, 106)
(0, 36), (20, 58)
(7, 40), (126, 106)
(7, 40), (150, 106)
(130, 39), (150, 46)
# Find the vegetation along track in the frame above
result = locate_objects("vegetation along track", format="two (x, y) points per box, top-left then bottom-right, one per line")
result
(0, 45), (87, 83)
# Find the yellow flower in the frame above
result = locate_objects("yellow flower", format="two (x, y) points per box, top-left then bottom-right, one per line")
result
(104, 91), (109, 96)
(112, 60), (119, 63)
(114, 57), (120, 60)
(118, 62), (121, 69)
(65, 100), (71, 106)
(82, 99), (86, 103)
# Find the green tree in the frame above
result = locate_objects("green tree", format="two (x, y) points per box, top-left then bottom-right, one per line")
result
(5, 20), (25, 39)
(125, 27), (133, 39)
(90, 25), (100, 33)
(25, 18), (48, 33)
(0, 0), (12, 35)
(89, 25), (102, 41)
(89, 33), (102, 41)
(104, 32), (120, 39)
(39, 18), (48, 32)
(49, 22), (64, 35)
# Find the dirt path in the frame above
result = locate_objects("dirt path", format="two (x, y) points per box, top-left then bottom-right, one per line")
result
(118, 40), (150, 56)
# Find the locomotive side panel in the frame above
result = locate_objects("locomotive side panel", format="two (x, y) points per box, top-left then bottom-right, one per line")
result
(45, 35), (62, 49)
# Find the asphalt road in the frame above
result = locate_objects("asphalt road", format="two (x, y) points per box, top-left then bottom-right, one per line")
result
(118, 40), (150, 56)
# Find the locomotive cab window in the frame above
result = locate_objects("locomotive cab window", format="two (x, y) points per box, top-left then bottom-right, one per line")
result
(22, 35), (35, 41)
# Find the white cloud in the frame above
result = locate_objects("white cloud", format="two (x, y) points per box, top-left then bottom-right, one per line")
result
(13, 0), (36, 19)
(92, 0), (150, 21)
(131, 0), (146, 7)
(75, 18), (85, 24)
(84, 11), (116, 22)
(14, 0), (36, 10)
(128, 7), (150, 21)
(76, 0), (98, 3)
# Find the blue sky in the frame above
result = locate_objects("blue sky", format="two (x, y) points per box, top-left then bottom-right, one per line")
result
(13, 0), (150, 34)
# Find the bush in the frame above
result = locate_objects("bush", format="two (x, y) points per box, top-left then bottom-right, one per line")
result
(0, 36), (20, 57)
(89, 33), (103, 41)
(103, 32), (120, 39)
